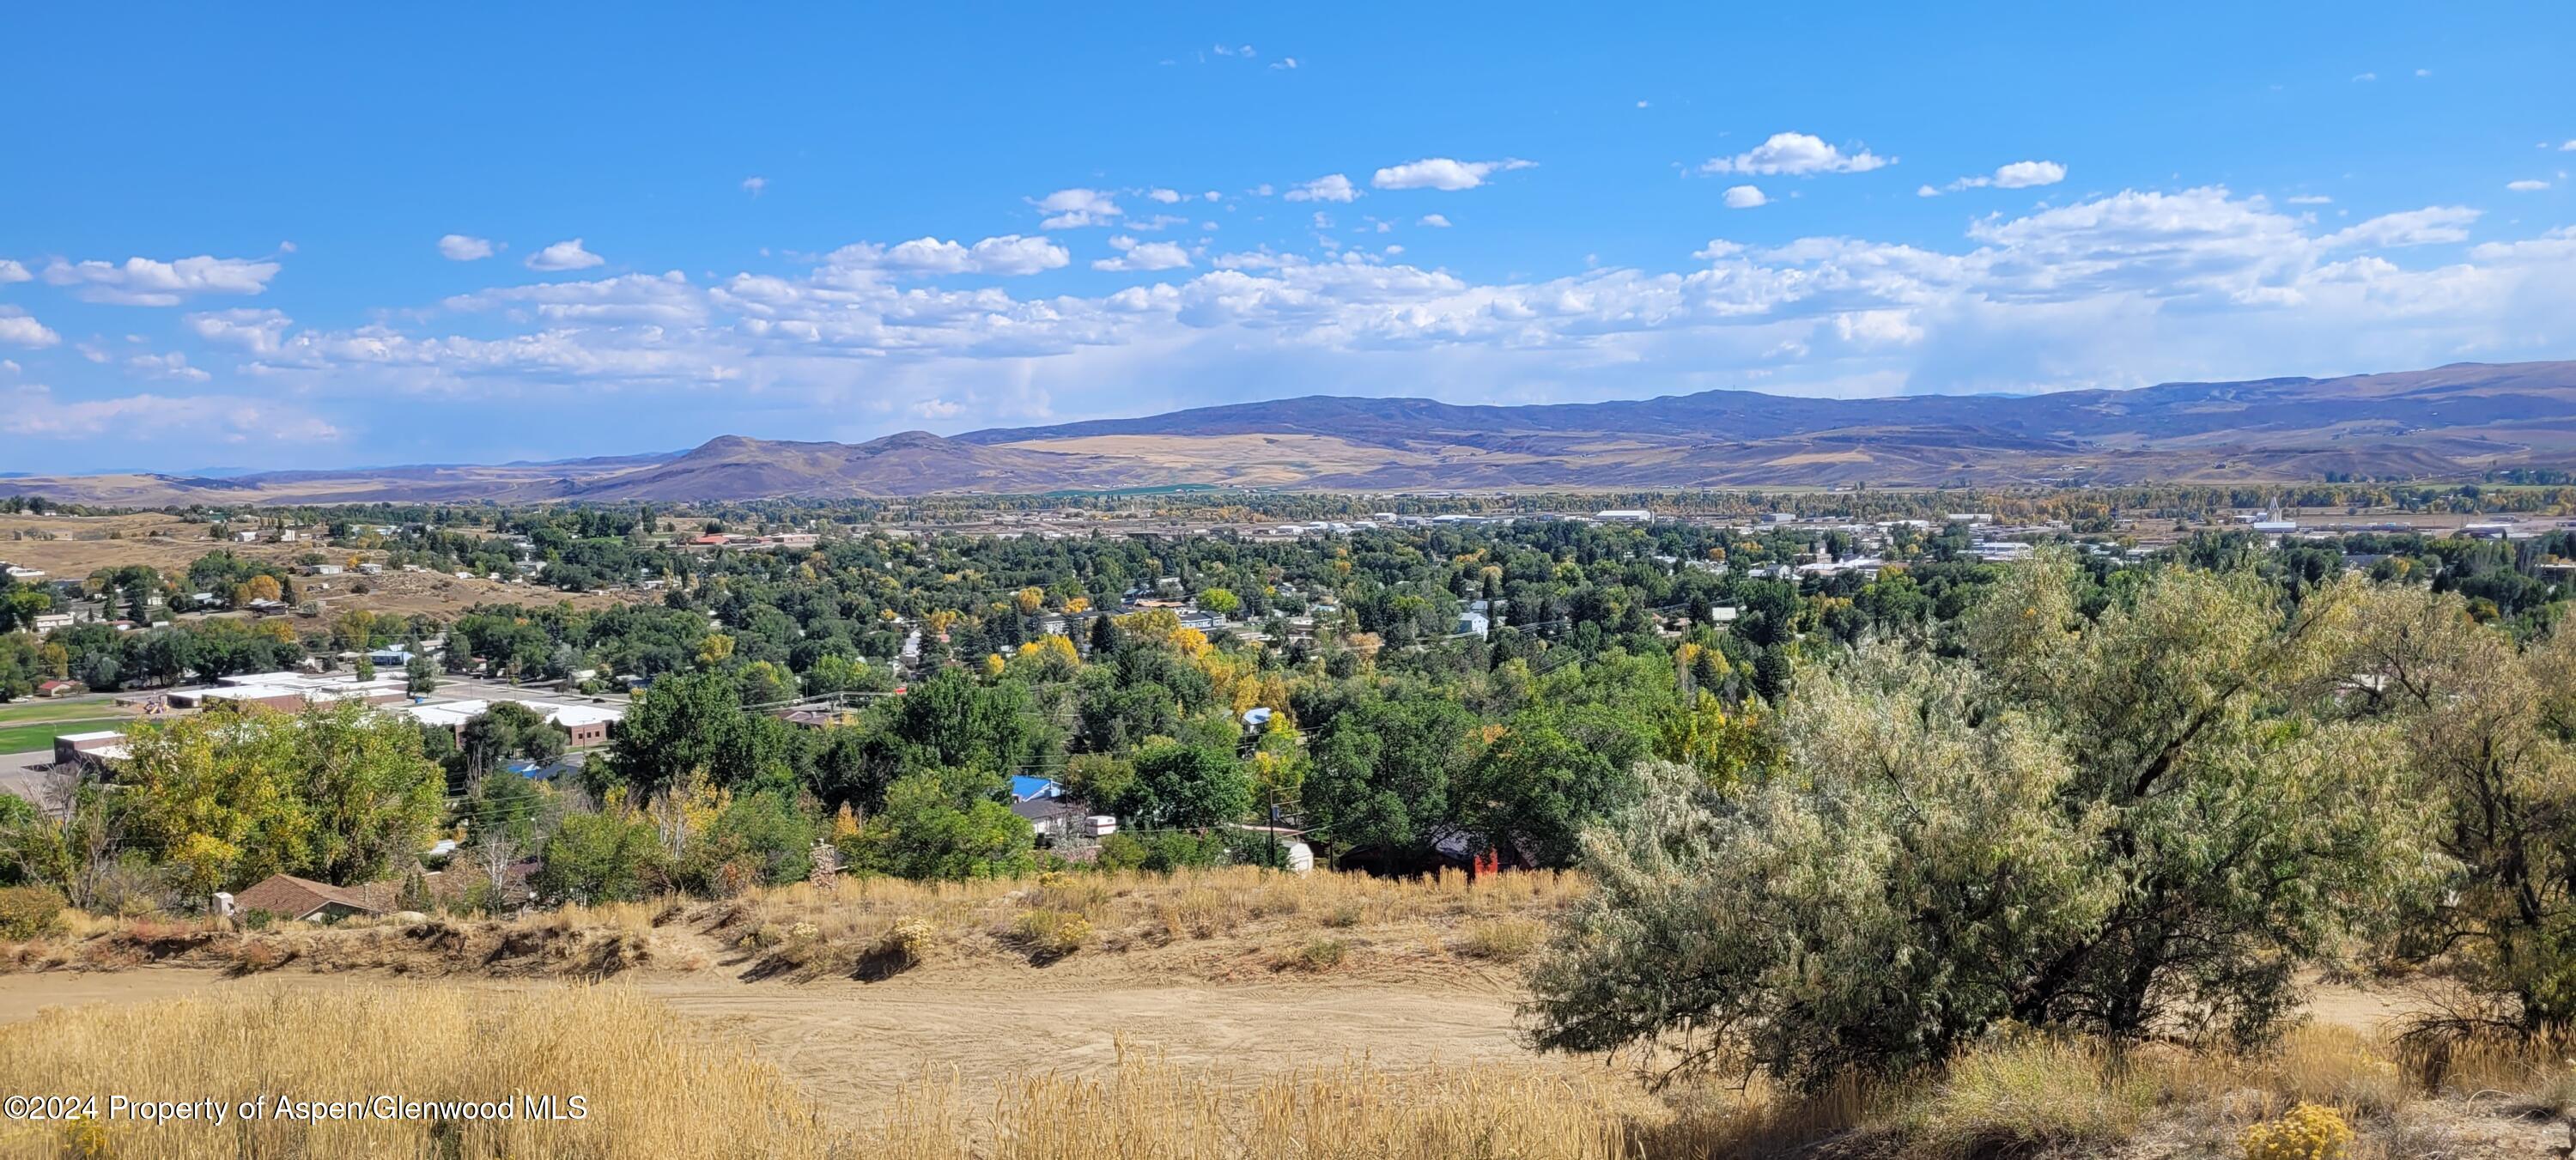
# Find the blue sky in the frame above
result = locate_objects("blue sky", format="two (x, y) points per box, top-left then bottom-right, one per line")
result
(4, 3), (2573, 473)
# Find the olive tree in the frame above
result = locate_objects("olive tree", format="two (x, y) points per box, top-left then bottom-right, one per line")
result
(1523, 552), (2438, 1087)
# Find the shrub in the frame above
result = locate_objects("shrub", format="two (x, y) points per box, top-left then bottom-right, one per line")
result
(1461, 917), (1546, 962)
(2240, 1102), (2353, 1160)
(0, 885), (65, 940)
(1013, 908), (1093, 959)
(881, 917), (933, 964)
(1285, 936), (1347, 972)
(1910, 1035), (2156, 1158)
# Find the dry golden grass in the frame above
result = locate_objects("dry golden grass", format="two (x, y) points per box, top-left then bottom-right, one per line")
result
(0, 906), (694, 979)
(708, 865), (1587, 979)
(9, 975), (2576, 1160)
(0, 983), (843, 1159)
(860, 1047), (1659, 1160)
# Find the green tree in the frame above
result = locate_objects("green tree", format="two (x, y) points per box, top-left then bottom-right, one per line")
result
(1124, 741), (1251, 829)
(1301, 683), (1476, 865)
(605, 671), (793, 796)
(841, 768), (1035, 881)
(1457, 701), (1654, 867)
(1525, 554), (2438, 1087)
(404, 653), (439, 696)
(2348, 587), (2576, 1036)
(534, 810), (665, 903)
(119, 701), (442, 896)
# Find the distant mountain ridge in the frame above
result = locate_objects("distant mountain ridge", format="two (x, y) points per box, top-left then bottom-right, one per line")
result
(11, 360), (2576, 506)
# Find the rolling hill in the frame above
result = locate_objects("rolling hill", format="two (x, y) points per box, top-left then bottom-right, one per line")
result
(9, 361), (2576, 505)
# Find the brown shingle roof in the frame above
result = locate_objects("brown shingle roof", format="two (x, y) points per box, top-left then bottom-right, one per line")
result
(233, 873), (392, 920)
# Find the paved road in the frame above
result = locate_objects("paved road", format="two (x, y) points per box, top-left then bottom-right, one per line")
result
(0, 751), (65, 814)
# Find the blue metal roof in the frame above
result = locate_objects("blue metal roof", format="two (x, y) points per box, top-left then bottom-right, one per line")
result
(1011, 775), (1061, 801)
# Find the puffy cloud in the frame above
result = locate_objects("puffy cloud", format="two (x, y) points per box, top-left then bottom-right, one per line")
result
(1146, 188), (1182, 204)
(447, 270), (708, 326)
(1930, 160), (2069, 194)
(1722, 185), (1768, 210)
(131, 186), (2576, 448)
(1092, 236), (1192, 272)
(525, 239), (605, 271)
(3, 384), (342, 441)
(2506, 179), (2551, 191)
(0, 258), (28, 283)
(186, 308), (294, 354)
(828, 235), (1072, 277)
(1992, 161), (2068, 189)
(2320, 205), (2478, 250)
(1701, 131), (1890, 176)
(42, 254), (282, 306)
(741, 176), (768, 196)
(1418, 214), (1452, 228)
(1369, 157), (1535, 191)
(0, 307), (61, 349)
(2286, 194), (2334, 205)
(439, 234), (496, 261)
(1282, 173), (1358, 203)
(1034, 188), (1121, 228)
(128, 351), (211, 382)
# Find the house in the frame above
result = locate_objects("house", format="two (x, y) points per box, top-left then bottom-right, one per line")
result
(53, 730), (127, 767)
(1456, 610), (1491, 638)
(231, 873), (393, 922)
(390, 698), (623, 748)
(0, 564), (42, 580)
(35, 678), (88, 698)
(1010, 775), (1063, 803)
(1012, 795), (1092, 841)
(1596, 509), (1653, 523)
(30, 611), (72, 633)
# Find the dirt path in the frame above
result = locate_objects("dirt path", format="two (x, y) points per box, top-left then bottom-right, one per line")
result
(0, 968), (1532, 1116)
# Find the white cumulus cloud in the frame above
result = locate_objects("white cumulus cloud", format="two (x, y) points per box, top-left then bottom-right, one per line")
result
(2506, 179), (2551, 191)
(0, 307), (61, 349)
(438, 234), (496, 261)
(1034, 188), (1122, 228)
(1370, 157), (1534, 191)
(525, 239), (605, 271)
(186, 308), (295, 354)
(1993, 161), (2068, 188)
(1283, 173), (1359, 203)
(42, 255), (282, 306)
(1701, 131), (1890, 176)
(1418, 214), (1452, 228)
(831, 234), (1072, 276)
(1093, 235), (1193, 272)
(0, 258), (28, 283)
(1723, 185), (1768, 209)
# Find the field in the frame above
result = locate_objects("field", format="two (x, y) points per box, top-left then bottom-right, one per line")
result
(0, 511), (650, 619)
(7, 871), (2576, 1157)
(0, 700), (131, 754)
